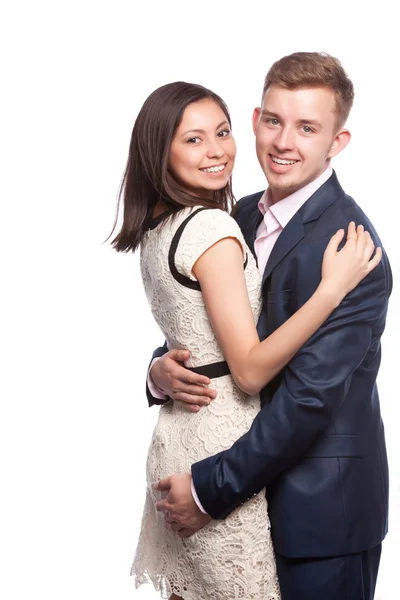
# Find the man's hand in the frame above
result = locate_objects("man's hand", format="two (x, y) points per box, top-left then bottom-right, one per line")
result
(150, 350), (217, 413)
(154, 474), (211, 537)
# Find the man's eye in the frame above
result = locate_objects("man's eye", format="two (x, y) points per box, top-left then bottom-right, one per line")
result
(302, 126), (313, 133)
(267, 118), (279, 126)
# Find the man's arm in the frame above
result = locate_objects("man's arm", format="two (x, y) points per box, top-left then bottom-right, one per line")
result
(146, 343), (169, 406)
(192, 258), (389, 518)
(147, 345), (216, 410)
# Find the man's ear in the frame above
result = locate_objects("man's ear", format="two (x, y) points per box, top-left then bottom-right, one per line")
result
(252, 107), (261, 135)
(328, 128), (351, 159)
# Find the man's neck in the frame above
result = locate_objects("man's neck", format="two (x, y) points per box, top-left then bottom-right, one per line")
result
(268, 165), (333, 205)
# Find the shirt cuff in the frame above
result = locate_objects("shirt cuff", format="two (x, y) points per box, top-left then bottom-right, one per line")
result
(191, 478), (208, 515)
(147, 357), (168, 400)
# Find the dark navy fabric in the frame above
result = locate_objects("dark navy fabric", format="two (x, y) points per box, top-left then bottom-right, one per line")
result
(275, 544), (382, 600)
(146, 342), (168, 407)
(190, 172), (391, 559)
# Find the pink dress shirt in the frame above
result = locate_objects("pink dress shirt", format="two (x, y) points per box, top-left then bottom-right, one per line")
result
(148, 166), (334, 513)
(255, 166), (333, 275)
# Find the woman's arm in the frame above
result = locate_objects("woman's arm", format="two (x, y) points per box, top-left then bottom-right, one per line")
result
(194, 223), (381, 395)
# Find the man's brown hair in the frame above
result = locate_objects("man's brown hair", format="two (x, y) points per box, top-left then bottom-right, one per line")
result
(263, 52), (355, 129)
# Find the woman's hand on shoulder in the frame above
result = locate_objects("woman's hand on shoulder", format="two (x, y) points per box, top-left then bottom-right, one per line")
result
(320, 221), (382, 301)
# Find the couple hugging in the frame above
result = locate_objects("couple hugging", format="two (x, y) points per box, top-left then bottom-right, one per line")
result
(111, 51), (392, 599)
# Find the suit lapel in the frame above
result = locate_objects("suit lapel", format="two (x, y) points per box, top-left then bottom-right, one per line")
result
(263, 212), (305, 282)
(248, 206), (263, 261)
(262, 170), (345, 282)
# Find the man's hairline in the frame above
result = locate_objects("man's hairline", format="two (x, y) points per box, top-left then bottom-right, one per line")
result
(260, 83), (349, 130)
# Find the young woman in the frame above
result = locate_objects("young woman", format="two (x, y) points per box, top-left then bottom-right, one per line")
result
(111, 82), (381, 600)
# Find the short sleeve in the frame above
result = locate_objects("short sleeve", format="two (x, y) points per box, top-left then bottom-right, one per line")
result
(173, 208), (247, 282)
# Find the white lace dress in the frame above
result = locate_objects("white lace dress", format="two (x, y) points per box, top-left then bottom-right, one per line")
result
(131, 206), (280, 600)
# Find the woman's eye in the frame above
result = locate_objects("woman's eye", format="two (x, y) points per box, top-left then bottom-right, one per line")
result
(187, 137), (201, 144)
(217, 129), (231, 137)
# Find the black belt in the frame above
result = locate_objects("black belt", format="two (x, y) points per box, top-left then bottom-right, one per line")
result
(187, 360), (230, 379)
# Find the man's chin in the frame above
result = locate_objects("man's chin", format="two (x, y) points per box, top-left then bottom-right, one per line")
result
(268, 179), (301, 201)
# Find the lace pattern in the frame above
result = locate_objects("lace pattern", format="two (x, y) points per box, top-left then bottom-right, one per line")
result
(132, 207), (280, 599)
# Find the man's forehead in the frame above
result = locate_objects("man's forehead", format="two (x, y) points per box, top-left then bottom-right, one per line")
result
(261, 85), (336, 116)
(262, 84), (335, 103)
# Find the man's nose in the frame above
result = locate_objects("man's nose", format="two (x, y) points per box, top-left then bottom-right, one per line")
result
(273, 126), (295, 152)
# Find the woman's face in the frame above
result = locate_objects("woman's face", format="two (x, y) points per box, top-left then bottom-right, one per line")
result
(168, 99), (236, 197)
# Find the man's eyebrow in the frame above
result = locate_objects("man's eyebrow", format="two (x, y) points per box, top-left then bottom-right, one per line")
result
(180, 120), (229, 136)
(260, 110), (280, 119)
(297, 118), (322, 127)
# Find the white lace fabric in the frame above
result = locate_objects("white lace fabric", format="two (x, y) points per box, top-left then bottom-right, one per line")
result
(132, 207), (280, 599)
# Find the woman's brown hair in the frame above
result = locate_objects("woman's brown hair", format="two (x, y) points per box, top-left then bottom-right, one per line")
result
(111, 82), (234, 253)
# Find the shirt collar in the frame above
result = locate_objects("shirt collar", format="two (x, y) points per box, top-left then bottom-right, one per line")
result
(258, 165), (333, 228)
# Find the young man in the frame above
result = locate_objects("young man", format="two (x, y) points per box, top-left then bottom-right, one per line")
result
(147, 52), (392, 599)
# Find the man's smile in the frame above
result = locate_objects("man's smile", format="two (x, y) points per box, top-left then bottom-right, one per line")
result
(270, 154), (299, 165)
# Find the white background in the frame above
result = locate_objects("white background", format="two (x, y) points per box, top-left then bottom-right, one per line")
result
(1, 1), (399, 599)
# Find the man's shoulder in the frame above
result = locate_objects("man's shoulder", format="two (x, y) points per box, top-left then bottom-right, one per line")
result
(238, 190), (265, 205)
(328, 191), (379, 235)
(233, 191), (265, 217)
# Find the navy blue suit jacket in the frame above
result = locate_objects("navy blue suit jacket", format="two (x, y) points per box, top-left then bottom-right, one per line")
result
(148, 172), (392, 559)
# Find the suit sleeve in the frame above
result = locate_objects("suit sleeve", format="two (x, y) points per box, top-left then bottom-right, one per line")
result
(191, 257), (390, 519)
(146, 342), (169, 407)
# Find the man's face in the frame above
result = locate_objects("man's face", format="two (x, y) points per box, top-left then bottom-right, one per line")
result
(253, 84), (350, 203)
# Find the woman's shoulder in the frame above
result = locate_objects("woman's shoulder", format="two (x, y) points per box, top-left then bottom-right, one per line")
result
(176, 206), (246, 259)
(172, 206), (248, 282)
(145, 206), (243, 249)
(180, 205), (240, 232)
